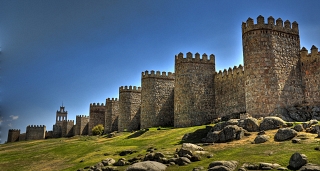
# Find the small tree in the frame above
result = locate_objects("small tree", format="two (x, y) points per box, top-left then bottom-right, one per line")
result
(92, 124), (104, 135)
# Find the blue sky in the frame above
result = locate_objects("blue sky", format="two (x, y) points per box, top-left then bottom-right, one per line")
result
(1, 0), (320, 143)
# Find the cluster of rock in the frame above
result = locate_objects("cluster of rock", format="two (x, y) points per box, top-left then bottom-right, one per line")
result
(77, 143), (207, 171)
(77, 116), (320, 171)
(199, 152), (320, 171)
(202, 116), (320, 144)
(275, 105), (320, 122)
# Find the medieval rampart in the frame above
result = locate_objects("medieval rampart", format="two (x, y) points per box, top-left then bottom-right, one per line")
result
(141, 71), (175, 129)
(174, 52), (216, 127)
(118, 86), (141, 131)
(26, 125), (46, 140)
(88, 103), (106, 135)
(75, 115), (89, 135)
(242, 15), (303, 117)
(301, 45), (320, 105)
(105, 98), (119, 133)
(19, 133), (26, 141)
(215, 65), (246, 117)
(62, 120), (74, 137)
(7, 129), (20, 143)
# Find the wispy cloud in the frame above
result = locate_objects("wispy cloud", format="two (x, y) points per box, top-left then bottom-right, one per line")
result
(8, 123), (12, 127)
(0, 117), (3, 124)
(9, 115), (19, 120)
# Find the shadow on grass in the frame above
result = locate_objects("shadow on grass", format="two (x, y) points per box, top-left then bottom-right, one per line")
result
(178, 126), (212, 144)
(126, 130), (148, 139)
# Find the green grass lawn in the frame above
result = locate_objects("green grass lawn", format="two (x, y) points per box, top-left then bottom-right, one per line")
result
(0, 125), (319, 171)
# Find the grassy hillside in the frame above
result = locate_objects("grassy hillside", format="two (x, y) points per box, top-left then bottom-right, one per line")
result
(0, 125), (319, 171)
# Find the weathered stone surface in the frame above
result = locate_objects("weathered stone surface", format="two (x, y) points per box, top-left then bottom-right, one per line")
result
(174, 52), (216, 127)
(208, 161), (238, 171)
(118, 86), (141, 132)
(219, 125), (244, 143)
(181, 143), (204, 151)
(141, 71), (174, 129)
(88, 104), (105, 136)
(259, 117), (286, 131)
(105, 99), (119, 133)
(298, 163), (320, 171)
(243, 16), (302, 118)
(153, 152), (165, 160)
(203, 125), (244, 143)
(254, 135), (270, 144)
(125, 161), (167, 171)
(289, 152), (308, 170)
(274, 128), (297, 141)
(144, 153), (155, 161)
(176, 157), (191, 166)
(294, 124), (304, 132)
(114, 158), (128, 166)
(193, 166), (204, 171)
(102, 158), (116, 166)
(241, 162), (282, 170)
(292, 138), (301, 143)
(242, 117), (260, 132)
(177, 148), (192, 157)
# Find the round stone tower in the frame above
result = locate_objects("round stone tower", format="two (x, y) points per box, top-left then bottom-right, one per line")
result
(174, 52), (216, 127)
(118, 86), (141, 132)
(242, 15), (303, 117)
(141, 70), (175, 129)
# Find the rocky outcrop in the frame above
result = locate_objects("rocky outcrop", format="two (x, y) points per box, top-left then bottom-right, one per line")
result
(203, 125), (244, 143)
(208, 161), (238, 171)
(288, 152), (308, 170)
(241, 117), (260, 132)
(259, 117), (286, 131)
(254, 135), (270, 144)
(299, 163), (320, 171)
(284, 106), (320, 122)
(181, 143), (204, 151)
(274, 128), (297, 141)
(239, 162), (282, 170)
(294, 124), (304, 132)
(125, 161), (167, 171)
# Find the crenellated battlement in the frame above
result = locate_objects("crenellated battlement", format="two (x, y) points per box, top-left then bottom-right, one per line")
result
(119, 86), (141, 93)
(90, 102), (105, 107)
(106, 98), (119, 102)
(301, 45), (320, 63)
(141, 70), (175, 80)
(242, 15), (299, 35)
(62, 120), (74, 123)
(175, 52), (215, 64)
(9, 129), (20, 132)
(27, 125), (46, 128)
(76, 115), (89, 118)
(216, 64), (244, 79)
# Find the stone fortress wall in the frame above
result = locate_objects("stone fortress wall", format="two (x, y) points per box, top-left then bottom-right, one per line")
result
(25, 125), (46, 141)
(88, 103), (106, 135)
(62, 120), (74, 137)
(242, 15), (303, 117)
(215, 65), (246, 117)
(8, 15), (320, 143)
(118, 86), (141, 132)
(301, 45), (320, 105)
(105, 98), (119, 133)
(141, 71), (175, 129)
(75, 115), (89, 135)
(7, 129), (20, 142)
(174, 52), (216, 127)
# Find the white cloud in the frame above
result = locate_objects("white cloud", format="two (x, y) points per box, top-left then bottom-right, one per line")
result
(9, 115), (19, 120)
(0, 117), (3, 124)
(8, 123), (12, 127)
